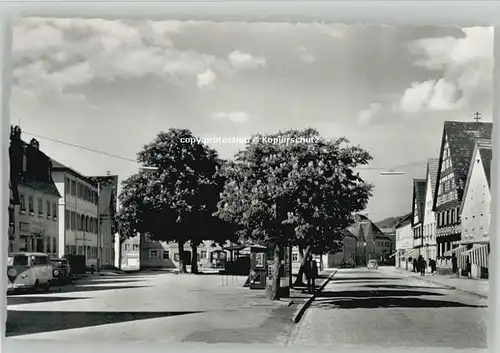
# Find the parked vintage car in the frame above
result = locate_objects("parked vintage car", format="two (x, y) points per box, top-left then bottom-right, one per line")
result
(50, 258), (73, 285)
(7, 252), (52, 293)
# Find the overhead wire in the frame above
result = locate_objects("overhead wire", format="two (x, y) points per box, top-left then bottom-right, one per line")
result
(22, 130), (429, 171)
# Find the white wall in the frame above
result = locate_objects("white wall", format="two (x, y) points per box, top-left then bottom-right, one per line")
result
(423, 170), (437, 260)
(396, 223), (413, 250)
(16, 184), (60, 256)
(461, 148), (491, 243)
(53, 170), (99, 267)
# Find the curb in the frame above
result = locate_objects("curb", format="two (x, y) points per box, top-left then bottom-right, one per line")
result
(391, 267), (488, 299)
(292, 269), (338, 324)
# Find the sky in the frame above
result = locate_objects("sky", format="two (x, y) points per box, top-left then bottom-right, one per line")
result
(10, 19), (494, 222)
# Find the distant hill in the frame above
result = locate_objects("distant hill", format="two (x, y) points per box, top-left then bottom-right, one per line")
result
(375, 215), (407, 230)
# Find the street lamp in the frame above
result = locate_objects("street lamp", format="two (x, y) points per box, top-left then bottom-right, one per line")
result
(139, 166), (159, 173)
(380, 171), (404, 176)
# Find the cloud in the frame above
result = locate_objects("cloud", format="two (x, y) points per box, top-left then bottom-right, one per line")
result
(11, 18), (234, 101)
(210, 111), (250, 123)
(197, 68), (217, 89)
(398, 27), (493, 113)
(298, 46), (316, 63)
(357, 103), (382, 125)
(228, 50), (266, 70)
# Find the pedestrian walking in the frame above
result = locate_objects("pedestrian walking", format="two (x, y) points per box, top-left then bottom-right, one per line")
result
(418, 255), (426, 276)
(304, 255), (318, 293)
(429, 258), (437, 275)
(413, 258), (418, 273)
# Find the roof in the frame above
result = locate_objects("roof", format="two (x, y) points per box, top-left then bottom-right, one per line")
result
(18, 140), (61, 198)
(19, 180), (61, 198)
(460, 140), (493, 212)
(412, 179), (426, 225)
(426, 158), (440, 196)
(89, 175), (118, 212)
(51, 159), (98, 187)
(433, 121), (493, 210)
(394, 212), (412, 229)
(478, 141), (492, 188)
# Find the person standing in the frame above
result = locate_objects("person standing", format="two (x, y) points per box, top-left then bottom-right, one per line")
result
(418, 255), (427, 277)
(304, 255), (318, 293)
(413, 258), (418, 273)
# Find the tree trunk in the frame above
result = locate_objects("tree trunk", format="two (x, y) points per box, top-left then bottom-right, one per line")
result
(191, 243), (199, 274)
(177, 242), (187, 273)
(266, 245), (282, 301)
(293, 245), (311, 286)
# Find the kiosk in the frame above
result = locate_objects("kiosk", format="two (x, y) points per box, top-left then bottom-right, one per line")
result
(248, 245), (268, 289)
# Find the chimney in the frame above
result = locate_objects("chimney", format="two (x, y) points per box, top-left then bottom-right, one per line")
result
(30, 138), (40, 149)
(10, 125), (21, 142)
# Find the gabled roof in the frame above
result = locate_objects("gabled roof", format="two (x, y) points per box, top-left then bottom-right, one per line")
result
(477, 139), (492, 188)
(425, 158), (440, 196)
(460, 140), (493, 212)
(51, 159), (98, 187)
(433, 121), (493, 211)
(89, 175), (119, 213)
(394, 212), (412, 229)
(412, 179), (426, 226)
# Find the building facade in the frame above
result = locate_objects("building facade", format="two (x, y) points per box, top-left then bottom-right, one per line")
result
(374, 233), (393, 262)
(52, 161), (100, 268)
(411, 179), (426, 257)
(119, 234), (230, 271)
(8, 127), (61, 255)
(90, 175), (118, 268)
(433, 121), (493, 273)
(395, 213), (414, 270)
(422, 159), (439, 263)
(459, 139), (491, 279)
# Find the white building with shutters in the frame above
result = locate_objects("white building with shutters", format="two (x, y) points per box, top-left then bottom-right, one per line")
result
(459, 139), (491, 279)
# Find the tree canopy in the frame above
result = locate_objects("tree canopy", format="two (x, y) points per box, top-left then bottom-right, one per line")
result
(116, 128), (228, 273)
(215, 128), (373, 298)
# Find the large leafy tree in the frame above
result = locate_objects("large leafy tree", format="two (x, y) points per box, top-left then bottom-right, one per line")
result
(117, 129), (226, 274)
(215, 128), (373, 300)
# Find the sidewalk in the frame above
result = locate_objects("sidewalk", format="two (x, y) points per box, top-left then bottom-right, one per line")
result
(387, 266), (489, 299)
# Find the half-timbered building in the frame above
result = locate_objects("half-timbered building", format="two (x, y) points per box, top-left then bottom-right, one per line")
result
(433, 121), (493, 274)
(411, 179), (426, 258)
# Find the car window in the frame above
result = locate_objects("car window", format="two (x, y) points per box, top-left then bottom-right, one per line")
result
(10, 255), (29, 266)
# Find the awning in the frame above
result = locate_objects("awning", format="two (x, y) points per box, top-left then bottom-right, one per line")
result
(444, 245), (468, 257)
(389, 251), (398, 258)
(464, 244), (489, 268)
(403, 248), (418, 258)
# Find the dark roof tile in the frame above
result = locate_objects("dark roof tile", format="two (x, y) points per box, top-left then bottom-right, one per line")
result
(414, 179), (426, 221)
(426, 158), (440, 195)
(444, 121), (493, 194)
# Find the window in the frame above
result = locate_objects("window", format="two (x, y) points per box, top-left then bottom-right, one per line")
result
(71, 211), (76, 230)
(133, 244), (139, 251)
(53, 237), (57, 253)
(174, 253), (180, 261)
(20, 194), (26, 211)
(65, 178), (70, 194)
(52, 203), (57, 219)
(46, 201), (51, 217)
(71, 180), (76, 196)
(163, 250), (170, 259)
(37, 198), (43, 215)
(292, 253), (298, 262)
(65, 210), (69, 229)
(200, 250), (207, 259)
(28, 196), (34, 213)
(149, 249), (159, 259)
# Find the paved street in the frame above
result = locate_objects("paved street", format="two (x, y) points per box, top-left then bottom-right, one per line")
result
(6, 271), (302, 343)
(285, 267), (488, 349)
